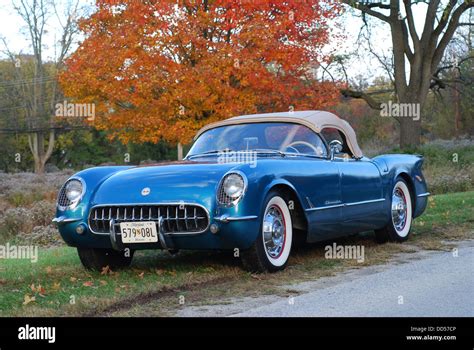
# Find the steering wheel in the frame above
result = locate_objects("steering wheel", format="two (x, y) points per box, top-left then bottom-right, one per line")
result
(285, 141), (320, 155)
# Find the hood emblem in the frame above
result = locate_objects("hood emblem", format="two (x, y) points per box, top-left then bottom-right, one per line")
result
(141, 187), (151, 196)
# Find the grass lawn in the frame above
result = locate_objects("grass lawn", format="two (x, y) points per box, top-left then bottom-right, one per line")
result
(0, 191), (472, 317)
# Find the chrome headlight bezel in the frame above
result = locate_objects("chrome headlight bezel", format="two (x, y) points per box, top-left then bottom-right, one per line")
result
(217, 171), (248, 207)
(57, 177), (86, 211)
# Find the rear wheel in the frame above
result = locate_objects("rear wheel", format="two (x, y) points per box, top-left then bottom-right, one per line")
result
(375, 178), (413, 243)
(241, 191), (293, 272)
(77, 248), (134, 271)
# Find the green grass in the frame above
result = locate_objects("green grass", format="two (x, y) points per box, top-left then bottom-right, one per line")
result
(412, 191), (474, 232)
(0, 248), (244, 316)
(0, 191), (472, 317)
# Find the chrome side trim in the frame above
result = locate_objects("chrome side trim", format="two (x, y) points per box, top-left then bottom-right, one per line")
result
(214, 215), (258, 223)
(417, 192), (431, 198)
(345, 198), (386, 207)
(305, 198), (386, 212)
(52, 216), (82, 225)
(305, 203), (344, 212)
(89, 202), (210, 236)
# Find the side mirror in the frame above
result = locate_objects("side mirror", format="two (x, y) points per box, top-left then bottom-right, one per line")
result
(329, 140), (343, 160)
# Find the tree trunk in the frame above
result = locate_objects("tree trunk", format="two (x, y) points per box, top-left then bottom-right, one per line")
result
(177, 143), (183, 160)
(34, 158), (45, 174)
(28, 130), (55, 174)
(399, 118), (421, 149)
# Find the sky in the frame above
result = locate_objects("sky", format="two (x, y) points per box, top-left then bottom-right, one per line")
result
(0, 0), (94, 61)
(0, 0), (469, 85)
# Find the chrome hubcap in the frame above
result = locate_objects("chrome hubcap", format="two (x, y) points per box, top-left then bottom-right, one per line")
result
(263, 205), (286, 259)
(392, 187), (407, 232)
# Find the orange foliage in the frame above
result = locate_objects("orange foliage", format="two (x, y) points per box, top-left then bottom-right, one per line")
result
(60, 0), (343, 144)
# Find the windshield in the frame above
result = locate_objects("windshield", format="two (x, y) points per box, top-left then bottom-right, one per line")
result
(187, 122), (328, 158)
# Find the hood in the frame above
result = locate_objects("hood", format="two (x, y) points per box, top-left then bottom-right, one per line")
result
(91, 160), (238, 205)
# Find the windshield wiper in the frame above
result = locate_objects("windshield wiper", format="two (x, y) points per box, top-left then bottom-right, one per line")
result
(252, 149), (286, 157)
(188, 148), (288, 159)
(186, 149), (234, 159)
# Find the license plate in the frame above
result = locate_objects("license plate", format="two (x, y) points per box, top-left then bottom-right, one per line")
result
(119, 221), (158, 244)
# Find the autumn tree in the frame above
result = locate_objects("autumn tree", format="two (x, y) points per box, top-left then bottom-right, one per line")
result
(340, 0), (474, 148)
(60, 0), (343, 149)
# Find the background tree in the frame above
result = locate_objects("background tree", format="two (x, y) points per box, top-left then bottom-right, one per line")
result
(341, 0), (474, 148)
(60, 0), (343, 148)
(0, 0), (82, 173)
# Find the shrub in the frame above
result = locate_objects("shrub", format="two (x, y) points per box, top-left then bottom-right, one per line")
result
(0, 207), (33, 241)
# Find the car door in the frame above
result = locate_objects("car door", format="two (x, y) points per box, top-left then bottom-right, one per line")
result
(303, 158), (343, 241)
(274, 124), (343, 241)
(321, 127), (385, 233)
(335, 158), (385, 232)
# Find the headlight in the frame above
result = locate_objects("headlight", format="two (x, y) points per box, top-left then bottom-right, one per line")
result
(65, 180), (83, 201)
(217, 172), (247, 207)
(58, 178), (85, 210)
(223, 174), (245, 198)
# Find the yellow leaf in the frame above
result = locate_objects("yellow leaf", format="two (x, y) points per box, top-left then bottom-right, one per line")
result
(23, 295), (36, 305)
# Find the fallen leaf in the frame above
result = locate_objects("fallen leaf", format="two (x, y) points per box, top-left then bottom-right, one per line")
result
(101, 265), (112, 275)
(30, 284), (46, 295)
(52, 282), (61, 291)
(250, 274), (263, 280)
(70, 277), (77, 283)
(45, 266), (53, 274)
(83, 281), (94, 287)
(138, 272), (145, 279)
(99, 280), (108, 286)
(23, 294), (36, 305)
(38, 285), (46, 295)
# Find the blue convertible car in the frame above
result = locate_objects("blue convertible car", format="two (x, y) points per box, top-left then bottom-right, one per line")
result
(54, 111), (429, 272)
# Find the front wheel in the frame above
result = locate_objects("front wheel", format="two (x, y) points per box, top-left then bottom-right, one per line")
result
(77, 248), (134, 271)
(375, 178), (413, 243)
(241, 192), (293, 272)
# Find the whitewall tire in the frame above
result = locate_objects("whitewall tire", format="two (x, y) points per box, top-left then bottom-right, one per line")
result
(241, 191), (293, 272)
(375, 178), (413, 243)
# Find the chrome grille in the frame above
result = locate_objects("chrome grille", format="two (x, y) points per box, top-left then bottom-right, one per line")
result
(88, 204), (209, 234)
(57, 180), (73, 208)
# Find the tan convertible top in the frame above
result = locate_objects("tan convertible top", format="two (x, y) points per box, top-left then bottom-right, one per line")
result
(194, 110), (363, 158)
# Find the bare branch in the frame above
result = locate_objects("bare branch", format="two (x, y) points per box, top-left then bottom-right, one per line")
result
(433, 1), (474, 71)
(403, 0), (420, 51)
(340, 89), (384, 110)
(340, 0), (391, 23)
